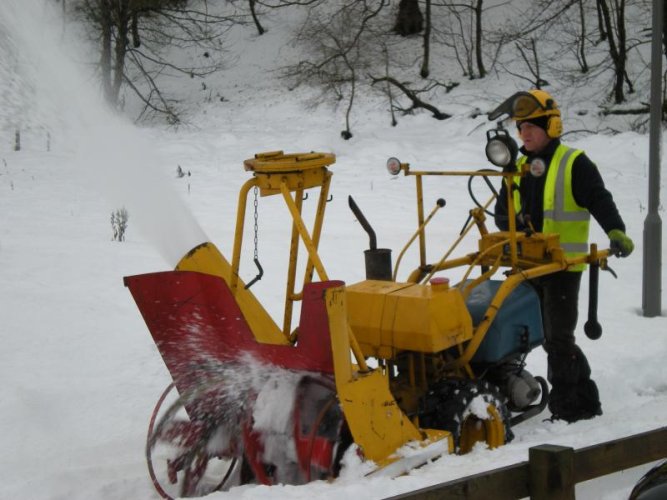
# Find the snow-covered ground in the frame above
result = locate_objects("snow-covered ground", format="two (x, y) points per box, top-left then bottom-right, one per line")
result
(1, 1), (666, 499)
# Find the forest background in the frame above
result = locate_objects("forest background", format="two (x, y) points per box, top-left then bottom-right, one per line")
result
(3, 0), (666, 143)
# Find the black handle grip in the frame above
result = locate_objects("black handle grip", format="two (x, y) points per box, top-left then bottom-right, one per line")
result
(584, 261), (602, 340)
(244, 257), (264, 290)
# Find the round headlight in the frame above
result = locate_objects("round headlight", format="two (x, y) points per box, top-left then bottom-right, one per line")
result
(386, 157), (402, 176)
(485, 126), (518, 169)
(485, 139), (512, 168)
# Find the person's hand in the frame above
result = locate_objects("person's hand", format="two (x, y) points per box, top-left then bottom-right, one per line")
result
(608, 229), (634, 257)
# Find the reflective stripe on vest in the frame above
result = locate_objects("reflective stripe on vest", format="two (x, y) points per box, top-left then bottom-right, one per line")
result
(513, 145), (590, 271)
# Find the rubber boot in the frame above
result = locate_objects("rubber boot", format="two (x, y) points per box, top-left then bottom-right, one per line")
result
(547, 346), (602, 422)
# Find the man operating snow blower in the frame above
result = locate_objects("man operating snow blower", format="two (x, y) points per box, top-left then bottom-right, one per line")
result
(490, 89), (634, 423)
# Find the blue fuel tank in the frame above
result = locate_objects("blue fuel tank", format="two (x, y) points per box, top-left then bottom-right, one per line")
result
(464, 280), (544, 364)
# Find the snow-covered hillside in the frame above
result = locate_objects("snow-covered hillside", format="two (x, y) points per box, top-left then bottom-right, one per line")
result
(1, 1), (666, 499)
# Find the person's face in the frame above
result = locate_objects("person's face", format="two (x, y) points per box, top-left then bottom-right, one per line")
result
(517, 121), (551, 153)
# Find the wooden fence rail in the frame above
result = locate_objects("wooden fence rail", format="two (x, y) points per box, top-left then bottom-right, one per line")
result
(387, 426), (667, 500)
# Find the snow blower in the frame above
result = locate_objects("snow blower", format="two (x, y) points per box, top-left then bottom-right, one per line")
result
(124, 147), (613, 498)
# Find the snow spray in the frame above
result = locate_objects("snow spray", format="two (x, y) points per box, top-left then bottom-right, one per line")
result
(0, 0), (207, 266)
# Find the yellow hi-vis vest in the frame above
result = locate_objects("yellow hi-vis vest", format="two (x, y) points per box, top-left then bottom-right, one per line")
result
(513, 145), (590, 271)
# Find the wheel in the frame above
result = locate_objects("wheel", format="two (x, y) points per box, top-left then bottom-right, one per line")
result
(241, 375), (348, 486)
(419, 378), (513, 454)
(292, 376), (348, 482)
(146, 381), (241, 499)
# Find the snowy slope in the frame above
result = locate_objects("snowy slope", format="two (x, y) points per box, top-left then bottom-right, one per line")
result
(1, 1), (666, 499)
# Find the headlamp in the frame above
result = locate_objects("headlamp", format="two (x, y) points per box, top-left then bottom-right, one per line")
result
(485, 126), (518, 169)
(386, 157), (403, 176)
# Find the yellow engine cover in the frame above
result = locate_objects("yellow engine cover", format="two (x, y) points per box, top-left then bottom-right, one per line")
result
(346, 280), (473, 358)
(479, 231), (564, 265)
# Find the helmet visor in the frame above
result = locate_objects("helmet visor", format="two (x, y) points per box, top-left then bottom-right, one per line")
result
(488, 92), (547, 121)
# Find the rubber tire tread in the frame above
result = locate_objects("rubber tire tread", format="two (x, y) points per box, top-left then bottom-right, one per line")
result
(419, 378), (514, 452)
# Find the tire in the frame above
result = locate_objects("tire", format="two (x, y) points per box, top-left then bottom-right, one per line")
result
(419, 378), (514, 454)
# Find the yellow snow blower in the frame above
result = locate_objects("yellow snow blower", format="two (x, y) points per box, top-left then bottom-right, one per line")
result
(125, 140), (613, 497)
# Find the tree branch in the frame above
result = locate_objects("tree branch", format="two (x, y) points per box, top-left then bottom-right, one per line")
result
(369, 75), (451, 119)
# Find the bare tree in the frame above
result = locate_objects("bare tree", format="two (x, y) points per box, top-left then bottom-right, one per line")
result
(248, 0), (265, 34)
(433, 0), (488, 79)
(420, 0), (432, 77)
(597, 0), (633, 103)
(381, 46), (398, 126)
(283, 0), (389, 139)
(369, 75), (455, 119)
(507, 39), (549, 88)
(596, 0), (608, 42)
(575, 0), (589, 73)
(473, 0), (485, 78)
(71, 0), (237, 122)
(664, 0), (667, 59)
(538, 0), (591, 75)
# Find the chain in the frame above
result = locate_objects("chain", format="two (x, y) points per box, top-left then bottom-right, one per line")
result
(244, 186), (264, 290)
(252, 186), (259, 261)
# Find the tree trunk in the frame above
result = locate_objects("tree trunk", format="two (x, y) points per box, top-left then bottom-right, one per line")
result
(474, 0), (486, 78)
(112, 0), (131, 105)
(394, 0), (423, 37)
(577, 0), (589, 73)
(99, 0), (114, 105)
(663, 0), (667, 59)
(131, 12), (140, 47)
(616, 0), (628, 95)
(420, 0), (431, 78)
(342, 59), (355, 140)
(596, 0), (607, 42)
(598, 0), (627, 103)
(249, 0), (265, 35)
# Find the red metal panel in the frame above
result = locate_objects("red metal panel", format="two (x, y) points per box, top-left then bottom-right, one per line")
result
(124, 271), (341, 392)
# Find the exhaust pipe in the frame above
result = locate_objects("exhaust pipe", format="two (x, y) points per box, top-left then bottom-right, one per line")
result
(348, 196), (392, 281)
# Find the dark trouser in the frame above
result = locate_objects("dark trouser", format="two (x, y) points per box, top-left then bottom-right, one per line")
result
(531, 271), (602, 422)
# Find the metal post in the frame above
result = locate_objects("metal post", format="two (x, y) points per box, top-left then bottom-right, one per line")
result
(642, 0), (663, 317)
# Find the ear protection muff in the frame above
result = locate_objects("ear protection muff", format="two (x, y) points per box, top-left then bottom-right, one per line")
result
(545, 113), (562, 138)
(533, 92), (562, 138)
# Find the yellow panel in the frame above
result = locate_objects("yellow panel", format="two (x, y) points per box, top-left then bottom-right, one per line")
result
(175, 242), (287, 345)
(479, 231), (562, 264)
(326, 285), (428, 463)
(337, 370), (426, 462)
(243, 151), (335, 173)
(346, 280), (473, 357)
(390, 283), (473, 352)
(345, 280), (412, 357)
(325, 285), (353, 381)
(255, 168), (329, 195)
